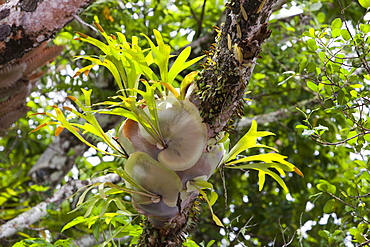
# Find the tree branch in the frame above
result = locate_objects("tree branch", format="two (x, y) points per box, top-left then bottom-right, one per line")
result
(0, 174), (121, 239)
(0, 0), (95, 66)
(191, 0), (278, 135)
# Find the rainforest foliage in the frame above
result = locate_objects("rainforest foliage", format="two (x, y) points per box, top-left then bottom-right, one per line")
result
(1, 0), (370, 246)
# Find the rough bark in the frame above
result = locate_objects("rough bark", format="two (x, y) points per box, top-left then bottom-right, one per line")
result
(139, 0), (277, 245)
(192, 0), (277, 135)
(0, 0), (95, 66)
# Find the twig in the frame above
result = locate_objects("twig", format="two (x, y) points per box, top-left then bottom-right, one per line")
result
(348, 192), (370, 199)
(195, 0), (208, 39)
(358, 239), (370, 247)
(310, 131), (370, 146)
(72, 14), (98, 33)
(327, 192), (356, 209)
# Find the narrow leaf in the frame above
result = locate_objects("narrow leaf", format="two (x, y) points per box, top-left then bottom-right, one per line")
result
(222, 120), (275, 163)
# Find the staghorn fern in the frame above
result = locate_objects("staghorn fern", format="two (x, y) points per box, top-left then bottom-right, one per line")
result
(31, 22), (303, 245)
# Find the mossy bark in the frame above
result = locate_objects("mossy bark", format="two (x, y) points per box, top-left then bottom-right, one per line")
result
(138, 0), (277, 246)
(193, 0), (277, 135)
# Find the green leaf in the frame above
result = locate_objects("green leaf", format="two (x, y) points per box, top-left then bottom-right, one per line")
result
(346, 131), (358, 145)
(226, 162), (290, 192)
(331, 18), (343, 29)
(226, 153), (301, 176)
(364, 133), (370, 142)
(142, 30), (171, 84)
(99, 198), (114, 217)
(316, 180), (336, 194)
(299, 58), (307, 73)
(194, 180), (214, 190)
(84, 197), (100, 217)
(337, 89), (346, 105)
(82, 56), (126, 92)
(344, 170), (355, 180)
(331, 28), (341, 38)
(323, 199), (335, 213)
(209, 191), (218, 206)
(54, 239), (74, 247)
(180, 71), (198, 99)
(318, 51), (326, 62)
(98, 182), (106, 199)
(360, 24), (370, 33)
(199, 190), (223, 227)
(359, 0), (370, 8)
(76, 34), (109, 54)
(317, 12), (326, 23)
(295, 125), (309, 129)
(222, 120), (276, 163)
(307, 81), (318, 92)
(73, 64), (97, 77)
(306, 39), (317, 52)
(347, 187), (357, 197)
(306, 62), (317, 73)
(308, 28), (315, 37)
(168, 46), (205, 85)
(341, 29), (351, 40)
(206, 240), (216, 247)
(61, 216), (88, 232)
(350, 83), (363, 89)
(12, 238), (54, 247)
(318, 230), (330, 239)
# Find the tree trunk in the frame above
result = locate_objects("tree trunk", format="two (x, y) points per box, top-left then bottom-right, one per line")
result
(0, 0), (95, 66)
(0, 0), (96, 132)
(193, 0), (277, 135)
(138, 0), (277, 245)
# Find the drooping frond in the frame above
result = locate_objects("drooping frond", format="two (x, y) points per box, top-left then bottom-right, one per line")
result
(0, 105), (29, 129)
(23, 45), (65, 75)
(0, 43), (64, 133)
(0, 63), (27, 89)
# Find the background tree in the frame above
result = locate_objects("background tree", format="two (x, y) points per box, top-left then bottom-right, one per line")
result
(1, 0), (370, 246)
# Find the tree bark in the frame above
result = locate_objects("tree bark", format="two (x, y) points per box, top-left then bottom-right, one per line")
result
(0, 0), (95, 66)
(139, 0), (277, 245)
(192, 0), (277, 135)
